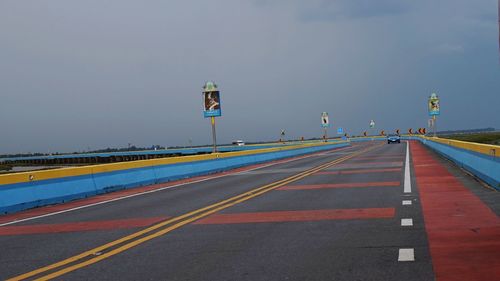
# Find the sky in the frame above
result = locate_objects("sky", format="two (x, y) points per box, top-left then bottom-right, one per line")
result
(0, 0), (499, 154)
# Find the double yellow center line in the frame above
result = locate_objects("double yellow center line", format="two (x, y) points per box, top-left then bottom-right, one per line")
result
(9, 143), (383, 281)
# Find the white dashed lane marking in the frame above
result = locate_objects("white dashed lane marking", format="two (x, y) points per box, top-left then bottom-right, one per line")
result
(398, 248), (415, 261)
(404, 141), (412, 194)
(401, 218), (414, 226)
(400, 143), (415, 262)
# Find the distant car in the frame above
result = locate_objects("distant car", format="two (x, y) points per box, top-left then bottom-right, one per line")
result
(232, 140), (245, 146)
(387, 134), (401, 144)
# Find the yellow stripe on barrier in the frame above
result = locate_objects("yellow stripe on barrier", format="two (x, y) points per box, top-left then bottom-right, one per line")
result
(0, 167), (95, 186)
(421, 136), (499, 157)
(350, 135), (499, 157)
(0, 141), (347, 186)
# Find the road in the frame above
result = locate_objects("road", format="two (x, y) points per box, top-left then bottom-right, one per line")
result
(0, 141), (499, 280)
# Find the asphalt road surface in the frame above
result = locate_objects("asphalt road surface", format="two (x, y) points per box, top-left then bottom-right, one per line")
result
(1, 141), (499, 281)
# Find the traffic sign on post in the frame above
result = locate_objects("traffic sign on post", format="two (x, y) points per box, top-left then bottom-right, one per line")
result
(337, 127), (344, 135)
(321, 112), (330, 128)
(369, 120), (376, 140)
(280, 129), (285, 143)
(321, 112), (330, 142)
(428, 93), (440, 116)
(428, 92), (440, 137)
(203, 82), (221, 118)
(202, 81), (221, 153)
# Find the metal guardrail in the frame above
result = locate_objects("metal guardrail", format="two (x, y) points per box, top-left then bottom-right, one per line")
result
(0, 140), (341, 163)
(0, 141), (347, 186)
(0, 143), (288, 162)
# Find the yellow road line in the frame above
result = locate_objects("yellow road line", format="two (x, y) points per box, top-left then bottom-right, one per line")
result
(8, 143), (383, 281)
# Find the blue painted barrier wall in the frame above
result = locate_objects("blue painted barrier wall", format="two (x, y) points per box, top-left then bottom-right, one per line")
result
(420, 138), (500, 190)
(0, 142), (349, 214)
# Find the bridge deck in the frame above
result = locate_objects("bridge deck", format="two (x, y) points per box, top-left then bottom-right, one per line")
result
(0, 141), (499, 281)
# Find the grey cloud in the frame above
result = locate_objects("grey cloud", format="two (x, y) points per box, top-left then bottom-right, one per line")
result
(0, 0), (499, 154)
(434, 43), (465, 54)
(294, 0), (413, 22)
(473, 12), (499, 25)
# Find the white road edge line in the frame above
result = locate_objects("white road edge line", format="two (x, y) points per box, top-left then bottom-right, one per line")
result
(404, 141), (412, 193)
(401, 218), (413, 226)
(402, 200), (412, 205)
(398, 248), (415, 261)
(0, 145), (355, 227)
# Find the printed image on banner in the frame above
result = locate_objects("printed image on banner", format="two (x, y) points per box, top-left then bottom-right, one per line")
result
(428, 93), (440, 116)
(203, 91), (221, 118)
(321, 112), (330, 128)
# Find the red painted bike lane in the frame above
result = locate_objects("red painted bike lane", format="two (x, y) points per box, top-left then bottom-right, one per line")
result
(411, 141), (500, 281)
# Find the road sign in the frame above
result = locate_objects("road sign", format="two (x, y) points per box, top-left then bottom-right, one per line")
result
(428, 93), (440, 116)
(321, 112), (330, 128)
(337, 127), (344, 134)
(203, 81), (221, 153)
(203, 81), (221, 118)
(369, 120), (375, 128)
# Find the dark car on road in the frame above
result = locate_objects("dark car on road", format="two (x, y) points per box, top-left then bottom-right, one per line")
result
(387, 134), (401, 144)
